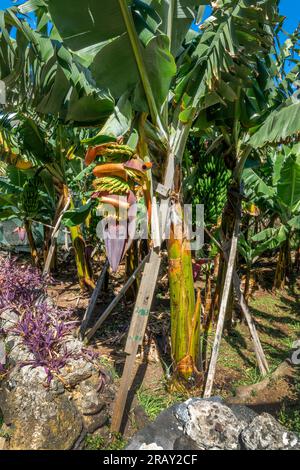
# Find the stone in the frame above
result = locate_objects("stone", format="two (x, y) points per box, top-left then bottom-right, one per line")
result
(0, 309), (19, 331)
(0, 436), (7, 450)
(181, 400), (242, 450)
(60, 357), (94, 387)
(139, 442), (164, 450)
(173, 435), (201, 450)
(126, 404), (183, 450)
(228, 403), (257, 425)
(127, 398), (296, 451)
(0, 310), (112, 450)
(241, 413), (299, 450)
(82, 408), (108, 434)
(0, 366), (83, 450)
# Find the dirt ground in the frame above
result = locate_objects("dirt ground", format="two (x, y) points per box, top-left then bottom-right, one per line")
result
(44, 251), (300, 441)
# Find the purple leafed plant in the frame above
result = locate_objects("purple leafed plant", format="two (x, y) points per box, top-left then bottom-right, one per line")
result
(0, 256), (104, 386)
(0, 257), (47, 310)
(11, 303), (79, 384)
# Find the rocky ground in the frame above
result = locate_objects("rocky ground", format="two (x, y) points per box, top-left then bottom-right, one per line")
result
(127, 398), (300, 450)
(0, 251), (299, 450)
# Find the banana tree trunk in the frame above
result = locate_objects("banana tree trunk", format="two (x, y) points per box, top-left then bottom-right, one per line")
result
(168, 201), (201, 381)
(62, 186), (94, 290)
(125, 240), (140, 301)
(295, 243), (300, 273)
(274, 237), (292, 290)
(244, 264), (254, 304)
(24, 219), (39, 267)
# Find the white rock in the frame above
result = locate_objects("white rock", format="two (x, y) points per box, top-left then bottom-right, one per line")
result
(139, 442), (164, 450)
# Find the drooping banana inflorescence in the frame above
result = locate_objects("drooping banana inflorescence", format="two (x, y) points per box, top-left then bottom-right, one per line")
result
(85, 141), (152, 271)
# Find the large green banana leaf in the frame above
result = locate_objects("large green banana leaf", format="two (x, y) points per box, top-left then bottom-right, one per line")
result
(0, 6), (115, 124)
(250, 102), (300, 148)
(46, 0), (177, 114)
(277, 153), (300, 212)
(243, 168), (276, 200)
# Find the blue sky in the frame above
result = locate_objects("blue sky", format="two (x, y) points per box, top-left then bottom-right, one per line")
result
(0, 0), (299, 35)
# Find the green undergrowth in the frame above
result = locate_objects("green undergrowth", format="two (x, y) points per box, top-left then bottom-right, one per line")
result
(84, 431), (126, 451)
(137, 386), (186, 421)
(278, 404), (300, 436)
(217, 288), (300, 395)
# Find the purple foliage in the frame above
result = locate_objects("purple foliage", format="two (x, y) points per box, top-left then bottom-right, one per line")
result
(11, 303), (79, 384)
(0, 257), (46, 310)
(0, 256), (104, 386)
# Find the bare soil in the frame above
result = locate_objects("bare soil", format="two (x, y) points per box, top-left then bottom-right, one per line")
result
(4, 250), (300, 442)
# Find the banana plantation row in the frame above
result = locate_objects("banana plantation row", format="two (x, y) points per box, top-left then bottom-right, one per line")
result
(0, 0), (299, 394)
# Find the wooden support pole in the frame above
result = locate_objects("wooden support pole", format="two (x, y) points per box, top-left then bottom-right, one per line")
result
(204, 227), (269, 376)
(203, 218), (240, 398)
(111, 250), (161, 433)
(43, 197), (71, 276)
(110, 149), (175, 432)
(85, 253), (151, 342)
(232, 270), (269, 375)
(80, 259), (109, 338)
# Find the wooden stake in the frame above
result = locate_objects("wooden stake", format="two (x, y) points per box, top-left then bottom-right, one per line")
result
(203, 218), (239, 398)
(111, 250), (161, 432)
(232, 270), (269, 375)
(80, 259), (109, 338)
(204, 227), (269, 376)
(111, 150), (175, 432)
(43, 198), (71, 275)
(86, 253), (151, 342)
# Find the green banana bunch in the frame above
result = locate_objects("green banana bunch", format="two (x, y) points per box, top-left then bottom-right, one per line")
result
(93, 176), (131, 194)
(184, 138), (231, 226)
(21, 176), (40, 217)
(101, 145), (136, 163)
(85, 143), (136, 165)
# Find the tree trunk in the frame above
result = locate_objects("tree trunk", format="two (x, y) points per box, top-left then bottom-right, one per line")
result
(62, 186), (94, 290)
(125, 240), (140, 301)
(168, 201), (201, 381)
(274, 238), (291, 290)
(213, 252), (220, 278)
(24, 219), (39, 267)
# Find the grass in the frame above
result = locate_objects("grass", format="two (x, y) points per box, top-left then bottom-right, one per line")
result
(137, 386), (186, 421)
(215, 288), (300, 396)
(236, 367), (264, 387)
(98, 355), (119, 380)
(278, 405), (300, 437)
(84, 432), (126, 450)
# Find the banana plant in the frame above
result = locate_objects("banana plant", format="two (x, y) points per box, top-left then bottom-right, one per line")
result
(0, 110), (95, 287)
(185, 17), (300, 329)
(0, 165), (55, 265)
(243, 146), (300, 289)
(0, 0), (286, 381)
